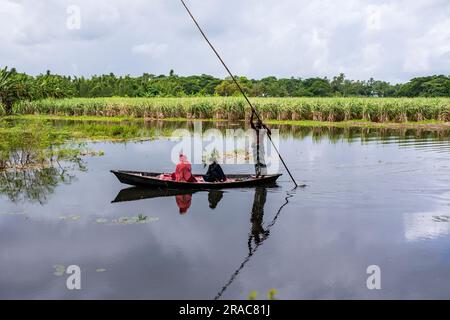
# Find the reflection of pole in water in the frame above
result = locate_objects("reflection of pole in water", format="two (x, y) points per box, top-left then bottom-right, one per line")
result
(214, 188), (295, 300)
(248, 188), (269, 253)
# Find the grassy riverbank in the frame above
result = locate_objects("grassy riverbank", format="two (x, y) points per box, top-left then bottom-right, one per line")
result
(0, 116), (177, 142)
(4, 114), (450, 131)
(9, 97), (450, 123)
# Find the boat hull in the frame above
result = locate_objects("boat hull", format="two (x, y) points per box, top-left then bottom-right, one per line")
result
(111, 170), (282, 189)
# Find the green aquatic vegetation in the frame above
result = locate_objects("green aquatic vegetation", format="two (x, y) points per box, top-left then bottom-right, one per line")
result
(0, 121), (87, 170)
(248, 291), (258, 300)
(0, 212), (24, 215)
(111, 215), (159, 225)
(432, 215), (449, 222)
(53, 265), (107, 276)
(53, 265), (66, 277)
(96, 216), (158, 224)
(247, 289), (278, 300)
(59, 215), (81, 221)
(267, 289), (278, 300)
(5, 114), (450, 147)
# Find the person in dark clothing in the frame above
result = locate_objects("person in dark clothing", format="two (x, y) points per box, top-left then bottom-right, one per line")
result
(203, 161), (226, 182)
(250, 110), (271, 177)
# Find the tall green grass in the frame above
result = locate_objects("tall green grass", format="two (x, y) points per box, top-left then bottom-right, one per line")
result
(13, 97), (450, 123)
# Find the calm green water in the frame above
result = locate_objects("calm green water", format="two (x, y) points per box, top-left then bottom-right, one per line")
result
(1, 121), (450, 299)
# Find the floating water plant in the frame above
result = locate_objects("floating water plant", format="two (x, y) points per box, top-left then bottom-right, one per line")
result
(111, 215), (159, 225)
(53, 265), (66, 277)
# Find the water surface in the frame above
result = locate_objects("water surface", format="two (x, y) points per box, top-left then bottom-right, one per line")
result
(1, 122), (450, 299)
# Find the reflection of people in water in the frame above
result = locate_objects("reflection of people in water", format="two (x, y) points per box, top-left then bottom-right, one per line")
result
(208, 190), (224, 209)
(175, 194), (192, 214)
(250, 111), (271, 177)
(174, 190), (224, 213)
(248, 187), (269, 253)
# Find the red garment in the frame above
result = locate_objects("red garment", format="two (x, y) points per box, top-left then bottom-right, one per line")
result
(176, 194), (192, 214)
(173, 159), (197, 182)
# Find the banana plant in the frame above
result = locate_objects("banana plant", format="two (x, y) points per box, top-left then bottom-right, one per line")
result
(0, 67), (21, 114)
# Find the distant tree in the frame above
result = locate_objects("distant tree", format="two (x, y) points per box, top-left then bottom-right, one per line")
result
(398, 75), (450, 97)
(0, 67), (31, 114)
(331, 73), (346, 96)
(214, 77), (252, 96)
(305, 78), (332, 96)
(1, 65), (449, 102)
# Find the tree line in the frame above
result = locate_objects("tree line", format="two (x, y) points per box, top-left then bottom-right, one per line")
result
(1, 66), (449, 113)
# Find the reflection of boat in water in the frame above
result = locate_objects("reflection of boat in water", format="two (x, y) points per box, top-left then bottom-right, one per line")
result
(111, 187), (201, 203)
(112, 187), (226, 214)
(111, 170), (281, 189)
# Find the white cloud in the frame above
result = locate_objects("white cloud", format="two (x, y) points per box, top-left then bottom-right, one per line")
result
(132, 42), (168, 58)
(361, 43), (383, 73)
(0, 0), (449, 82)
(403, 18), (450, 73)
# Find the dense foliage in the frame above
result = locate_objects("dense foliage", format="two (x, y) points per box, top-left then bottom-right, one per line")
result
(1, 67), (449, 114)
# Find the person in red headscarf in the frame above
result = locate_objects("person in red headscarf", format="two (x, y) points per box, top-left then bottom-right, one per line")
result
(171, 153), (197, 182)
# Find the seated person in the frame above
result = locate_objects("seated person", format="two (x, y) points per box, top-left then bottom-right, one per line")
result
(203, 160), (226, 182)
(171, 154), (197, 182)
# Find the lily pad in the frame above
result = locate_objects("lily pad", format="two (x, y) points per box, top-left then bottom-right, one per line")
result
(53, 264), (66, 277)
(0, 212), (25, 216)
(432, 215), (449, 222)
(60, 215), (81, 221)
(111, 215), (159, 225)
(267, 289), (278, 300)
(248, 291), (258, 300)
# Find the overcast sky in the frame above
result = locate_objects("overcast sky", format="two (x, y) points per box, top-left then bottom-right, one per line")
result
(1, 0), (449, 83)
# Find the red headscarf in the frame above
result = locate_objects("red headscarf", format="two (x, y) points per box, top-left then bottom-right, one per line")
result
(173, 154), (197, 182)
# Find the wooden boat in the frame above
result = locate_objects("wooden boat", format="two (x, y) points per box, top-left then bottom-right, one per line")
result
(111, 170), (282, 189)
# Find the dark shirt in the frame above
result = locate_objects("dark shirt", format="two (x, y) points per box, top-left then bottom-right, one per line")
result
(204, 162), (226, 182)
